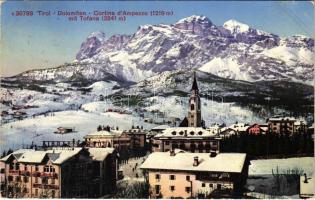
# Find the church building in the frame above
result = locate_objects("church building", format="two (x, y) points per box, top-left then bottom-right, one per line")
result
(152, 72), (220, 153)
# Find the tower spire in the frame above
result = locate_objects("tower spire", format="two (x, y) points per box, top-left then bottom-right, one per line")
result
(191, 71), (199, 91)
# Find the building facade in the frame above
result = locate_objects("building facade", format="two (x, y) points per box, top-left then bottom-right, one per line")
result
(152, 127), (220, 153)
(0, 147), (117, 198)
(140, 150), (249, 199)
(268, 117), (297, 135)
(84, 130), (131, 150)
(124, 127), (147, 148)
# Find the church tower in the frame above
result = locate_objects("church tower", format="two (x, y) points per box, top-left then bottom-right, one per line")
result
(188, 72), (202, 127)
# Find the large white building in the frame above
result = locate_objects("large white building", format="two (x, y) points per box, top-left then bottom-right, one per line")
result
(140, 149), (249, 198)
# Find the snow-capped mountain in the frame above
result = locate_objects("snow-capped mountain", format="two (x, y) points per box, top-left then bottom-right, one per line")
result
(10, 15), (314, 85)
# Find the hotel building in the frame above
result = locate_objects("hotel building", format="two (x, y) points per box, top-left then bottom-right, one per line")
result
(0, 147), (117, 198)
(140, 149), (249, 199)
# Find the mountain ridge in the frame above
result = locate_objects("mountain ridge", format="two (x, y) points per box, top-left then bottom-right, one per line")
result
(5, 15), (314, 85)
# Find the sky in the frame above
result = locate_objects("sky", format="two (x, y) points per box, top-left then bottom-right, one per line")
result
(1, 1), (314, 77)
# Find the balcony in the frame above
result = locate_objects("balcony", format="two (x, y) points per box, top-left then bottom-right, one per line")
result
(32, 172), (41, 177)
(20, 170), (31, 176)
(41, 172), (58, 179)
(33, 183), (59, 190)
(8, 170), (20, 175)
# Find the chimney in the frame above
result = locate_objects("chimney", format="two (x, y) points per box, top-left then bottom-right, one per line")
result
(170, 149), (175, 156)
(304, 173), (308, 183)
(210, 150), (217, 157)
(193, 156), (199, 166)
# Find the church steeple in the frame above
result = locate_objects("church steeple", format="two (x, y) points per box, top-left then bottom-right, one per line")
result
(191, 71), (199, 91)
(188, 71), (202, 127)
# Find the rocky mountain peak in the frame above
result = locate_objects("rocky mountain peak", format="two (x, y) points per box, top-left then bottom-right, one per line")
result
(76, 31), (106, 61)
(223, 19), (250, 34)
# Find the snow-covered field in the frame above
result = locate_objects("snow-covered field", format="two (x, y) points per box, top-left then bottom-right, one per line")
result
(249, 157), (314, 176)
(0, 109), (154, 150)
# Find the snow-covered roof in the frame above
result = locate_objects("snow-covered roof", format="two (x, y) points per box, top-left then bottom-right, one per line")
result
(300, 175), (314, 197)
(268, 117), (296, 122)
(87, 148), (115, 161)
(140, 150), (247, 173)
(151, 125), (171, 131)
(0, 148), (83, 164)
(226, 123), (249, 132)
(155, 127), (217, 138)
(85, 130), (123, 138)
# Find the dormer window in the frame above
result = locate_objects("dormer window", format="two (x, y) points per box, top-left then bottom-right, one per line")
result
(190, 131), (195, 135)
(198, 131), (203, 135)
(179, 131), (184, 135)
(171, 131), (176, 135)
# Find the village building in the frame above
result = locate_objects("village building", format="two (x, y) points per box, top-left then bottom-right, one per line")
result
(54, 127), (75, 135)
(140, 150), (249, 199)
(152, 127), (220, 153)
(123, 127), (147, 148)
(246, 123), (268, 135)
(219, 127), (237, 137)
(267, 117), (297, 135)
(294, 120), (308, 133)
(84, 130), (131, 150)
(0, 147), (117, 198)
(152, 72), (220, 153)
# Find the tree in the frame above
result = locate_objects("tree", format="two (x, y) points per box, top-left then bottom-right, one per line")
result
(1, 150), (6, 158)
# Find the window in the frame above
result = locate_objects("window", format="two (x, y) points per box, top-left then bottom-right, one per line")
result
(155, 174), (160, 180)
(191, 104), (195, 110)
(24, 165), (28, 171)
(23, 177), (29, 183)
(202, 183), (206, 187)
(8, 176), (13, 182)
(217, 184), (221, 190)
(185, 187), (191, 193)
(52, 190), (55, 198)
(169, 175), (175, 180)
(35, 177), (38, 183)
(198, 131), (203, 135)
(170, 186), (175, 191)
(16, 176), (21, 182)
(9, 164), (14, 170)
(171, 131), (176, 135)
(0, 168), (4, 173)
(44, 166), (50, 172)
(165, 141), (170, 145)
(51, 178), (55, 184)
(35, 189), (38, 196)
(209, 183), (213, 188)
(15, 163), (20, 170)
(179, 131), (184, 135)
(35, 165), (39, 171)
(51, 167), (55, 173)
(155, 185), (161, 194)
(42, 177), (48, 184)
(190, 131), (195, 135)
(186, 176), (190, 181)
